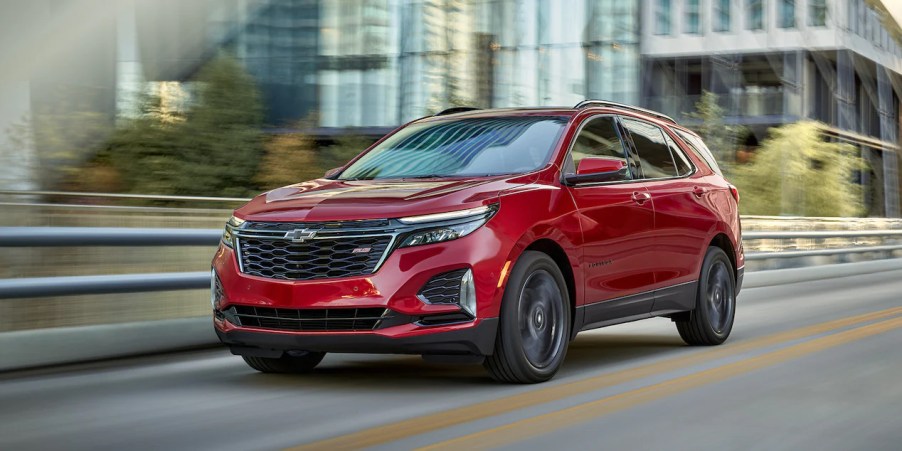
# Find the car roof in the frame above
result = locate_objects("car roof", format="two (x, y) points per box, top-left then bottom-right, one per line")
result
(417, 104), (679, 127)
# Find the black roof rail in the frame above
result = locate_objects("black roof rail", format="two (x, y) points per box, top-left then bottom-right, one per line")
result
(434, 107), (481, 116)
(574, 100), (677, 125)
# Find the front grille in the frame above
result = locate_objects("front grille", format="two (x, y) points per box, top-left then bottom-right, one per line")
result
(418, 269), (468, 304)
(235, 220), (394, 281)
(231, 306), (389, 331)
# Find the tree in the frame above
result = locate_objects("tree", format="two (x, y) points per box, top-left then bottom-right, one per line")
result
(256, 130), (319, 189)
(731, 121), (865, 217)
(3, 105), (110, 191)
(686, 91), (745, 174)
(105, 54), (264, 199)
(255, 110), (375, 190)
(320, 136), (373, 172)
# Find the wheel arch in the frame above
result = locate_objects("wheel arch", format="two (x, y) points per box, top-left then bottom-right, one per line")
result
(708, 232), (738, 282)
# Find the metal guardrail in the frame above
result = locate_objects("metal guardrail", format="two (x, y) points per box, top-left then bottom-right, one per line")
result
(0, 189), (249, 203)
(1, 226), (901, 300)
(0, 272), (210, 299)
(0, 227), (220, 247)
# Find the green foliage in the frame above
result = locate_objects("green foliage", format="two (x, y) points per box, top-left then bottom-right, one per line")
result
(256, 130), (319, 189)
(686, 91), (746, 174)
(321, 136), (374, 172)
(731, 121), (865, 217)
(255, 128), (374, 190)
(3, 102), (111, 190)
(105, 55), (264, 199)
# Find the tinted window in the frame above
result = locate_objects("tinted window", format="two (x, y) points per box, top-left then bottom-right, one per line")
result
(339, 116), (567, 180)
(565, 116), (632, 179)
(621, 118), (678, 179)
(664, 133), (694, 176)
(675, 130), (723, 175)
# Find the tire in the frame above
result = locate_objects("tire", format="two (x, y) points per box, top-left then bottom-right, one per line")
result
(484, 251), (571, 383)
(242, 352), (326, 374)
(676, 246), (736, 346)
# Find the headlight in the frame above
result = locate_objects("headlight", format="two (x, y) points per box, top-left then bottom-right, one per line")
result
(398, 204), (498, 248)
(221, 216), (245, 248)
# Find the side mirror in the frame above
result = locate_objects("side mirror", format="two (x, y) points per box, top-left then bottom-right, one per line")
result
(564, 158), (630, 185)
(323, 167), (342, 178)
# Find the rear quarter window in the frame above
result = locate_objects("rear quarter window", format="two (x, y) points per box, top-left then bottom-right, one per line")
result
(620, 118), (679, 179)
(674, 130), (722, 176)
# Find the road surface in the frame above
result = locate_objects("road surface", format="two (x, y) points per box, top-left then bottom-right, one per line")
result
(2, 269), (901, 450)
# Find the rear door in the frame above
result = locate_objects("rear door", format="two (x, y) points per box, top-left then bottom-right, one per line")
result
(619, 117), (717, 295)
(563, 115), (657, 308)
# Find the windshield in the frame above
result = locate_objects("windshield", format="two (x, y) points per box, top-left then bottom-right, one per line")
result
(338, 116), (567, 180)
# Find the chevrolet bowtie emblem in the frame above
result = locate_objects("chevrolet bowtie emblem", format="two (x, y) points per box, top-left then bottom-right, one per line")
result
(285, 229), (317, 242)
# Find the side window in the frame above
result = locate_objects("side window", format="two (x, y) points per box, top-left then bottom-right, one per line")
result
(675, 130), (723, 176)
(565, 116), (632, 179)
(664, 133), (694, 176)
(620, 118), (678, 179)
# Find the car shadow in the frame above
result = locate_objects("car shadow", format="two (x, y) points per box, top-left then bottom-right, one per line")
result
(225, 332), (687, 389)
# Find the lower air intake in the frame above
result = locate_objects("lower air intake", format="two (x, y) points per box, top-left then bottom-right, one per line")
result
(230, 306), (389, 332)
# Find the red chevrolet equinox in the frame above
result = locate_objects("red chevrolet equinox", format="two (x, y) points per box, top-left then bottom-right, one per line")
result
(212, 101), (744, 383)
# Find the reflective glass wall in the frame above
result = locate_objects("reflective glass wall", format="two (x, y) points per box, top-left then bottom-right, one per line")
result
(227, 0), (640, 127)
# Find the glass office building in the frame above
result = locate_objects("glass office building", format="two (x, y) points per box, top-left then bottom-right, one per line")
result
(225, 0), (640, 128)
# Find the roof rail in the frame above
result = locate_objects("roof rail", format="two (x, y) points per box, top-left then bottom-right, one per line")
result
(574, 100), (677, 125)
(434, 107), (481, 116)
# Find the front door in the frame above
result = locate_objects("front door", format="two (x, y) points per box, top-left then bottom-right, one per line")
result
(564, 115), (657, 309)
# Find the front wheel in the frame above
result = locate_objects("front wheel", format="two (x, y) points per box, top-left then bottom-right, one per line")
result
(484, 251), (570, 383)
(676, 246), (736, 346)
(242, 351), (326, 373)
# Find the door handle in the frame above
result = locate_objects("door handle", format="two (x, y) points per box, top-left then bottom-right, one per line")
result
(631, 191), (651, 204)
(692, 186), (708, 198)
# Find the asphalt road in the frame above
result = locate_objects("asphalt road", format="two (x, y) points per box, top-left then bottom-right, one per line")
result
(2, 269), (902, 451)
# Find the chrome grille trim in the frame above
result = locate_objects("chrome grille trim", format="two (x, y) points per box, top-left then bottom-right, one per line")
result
(233, 220), (400, 281)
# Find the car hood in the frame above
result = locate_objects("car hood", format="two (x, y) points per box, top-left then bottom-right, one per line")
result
(235, 175), (535, 222)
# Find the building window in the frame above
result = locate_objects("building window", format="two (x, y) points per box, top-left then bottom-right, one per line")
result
(809, 0), (827, 27)
(655, 0), (672, 35)
(746, 0), (764, 30)
(779, 0), (796, 28)
(714, 0), (731, 32)
(685, 0), (701, 34)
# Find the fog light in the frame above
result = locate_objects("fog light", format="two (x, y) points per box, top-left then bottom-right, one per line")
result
(459, 269), (476, 317)
(417, 269), (477, 318)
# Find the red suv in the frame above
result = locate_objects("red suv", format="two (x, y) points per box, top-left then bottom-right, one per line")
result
(212, 101), (743, 383)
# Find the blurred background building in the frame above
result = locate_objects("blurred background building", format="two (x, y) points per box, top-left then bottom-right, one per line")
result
(1, 0), (902, 215)
(642, 0), (902, 216)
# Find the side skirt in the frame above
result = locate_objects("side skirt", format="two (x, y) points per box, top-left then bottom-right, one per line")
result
(575, 280), (698, 333)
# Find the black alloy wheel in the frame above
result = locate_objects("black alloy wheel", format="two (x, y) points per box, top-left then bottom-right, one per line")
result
(676, 246), (736, 345)
(485, 251), (570, 383)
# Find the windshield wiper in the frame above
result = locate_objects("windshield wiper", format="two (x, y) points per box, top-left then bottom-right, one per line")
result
(401, 174), (448, 179)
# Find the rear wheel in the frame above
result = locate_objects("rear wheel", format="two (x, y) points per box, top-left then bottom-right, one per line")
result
(242, 352), (326, 373)
(484, 251), (570, 383)
(676, 246), (736, 345)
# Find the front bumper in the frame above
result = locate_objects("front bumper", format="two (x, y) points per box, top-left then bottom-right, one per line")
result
(217, 317), (498, 357)
(211, 224), (511, 356)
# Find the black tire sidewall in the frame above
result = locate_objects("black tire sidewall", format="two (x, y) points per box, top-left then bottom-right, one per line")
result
(497, 251), (571, 381)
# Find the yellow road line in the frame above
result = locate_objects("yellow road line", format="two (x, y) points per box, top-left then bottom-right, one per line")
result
(287, 307), (902, 450)
(421, 315), (902, 450)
